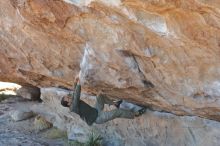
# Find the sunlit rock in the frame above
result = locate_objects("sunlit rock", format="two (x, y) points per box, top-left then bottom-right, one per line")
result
(0, 0), (220, 122)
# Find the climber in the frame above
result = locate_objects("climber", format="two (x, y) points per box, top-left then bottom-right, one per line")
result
(60, 74), (146, 126)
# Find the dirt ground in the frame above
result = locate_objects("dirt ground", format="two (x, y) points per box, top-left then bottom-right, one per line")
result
(0, 96), (67, 146)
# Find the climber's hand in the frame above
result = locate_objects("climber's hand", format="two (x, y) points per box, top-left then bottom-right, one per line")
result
(74, 74), (80, 84)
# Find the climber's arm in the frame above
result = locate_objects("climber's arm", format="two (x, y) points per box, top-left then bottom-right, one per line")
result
(72, 83), (81, 113)
(70, 76), (81, 113)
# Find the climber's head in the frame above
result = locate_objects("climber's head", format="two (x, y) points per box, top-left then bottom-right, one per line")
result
(61, 95), (72, 107)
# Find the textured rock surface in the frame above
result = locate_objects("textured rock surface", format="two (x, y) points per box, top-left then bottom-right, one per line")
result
(32, 87), (220, 146)
(0, 0), (220, 121)
(0, 96), (66, 146)
(10, 110), (34, 121)
(16, 86), (41, 100)
(33, 115), (53, 132)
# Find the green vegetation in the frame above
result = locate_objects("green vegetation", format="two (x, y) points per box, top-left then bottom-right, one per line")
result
(85, 132), (103, 146)
(67, 140), (84, 146)
(0, 93), (11, 102)
(66, 131), (103, 146)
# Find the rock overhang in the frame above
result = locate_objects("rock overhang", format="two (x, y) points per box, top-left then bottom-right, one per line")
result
(0, 0), (220, 121)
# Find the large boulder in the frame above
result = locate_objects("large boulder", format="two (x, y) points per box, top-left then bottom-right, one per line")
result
(0, 0), (220, 121)
(10, 109), (34, 121)
(16, 86), (41, 101)
(31, 87), (220, 146)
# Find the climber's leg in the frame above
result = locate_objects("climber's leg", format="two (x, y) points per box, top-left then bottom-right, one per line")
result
(95, 108), (136, 124)
(95, 108), (146, 124)
(95, 93), (116, 113)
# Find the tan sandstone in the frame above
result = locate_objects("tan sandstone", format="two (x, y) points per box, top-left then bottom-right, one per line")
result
(0, 0), (220, 121)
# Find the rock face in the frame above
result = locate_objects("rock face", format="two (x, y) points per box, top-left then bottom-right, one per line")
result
(0, 0), (220, 121)
(32, 87), (220, 146)
(16, 86), (41, 101)
(10, 110), (34, 122)
(0, 96), (66, 146)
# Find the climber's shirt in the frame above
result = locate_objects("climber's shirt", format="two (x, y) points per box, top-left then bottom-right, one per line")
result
(70, 84), (98, 126)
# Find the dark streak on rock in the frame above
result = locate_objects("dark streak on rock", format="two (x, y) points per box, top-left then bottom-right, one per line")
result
(142, 80), (155, 88)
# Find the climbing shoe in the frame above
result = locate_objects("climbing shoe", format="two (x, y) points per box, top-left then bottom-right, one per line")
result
(135, 108), (146, 117)
(114, 100), (123, 108)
